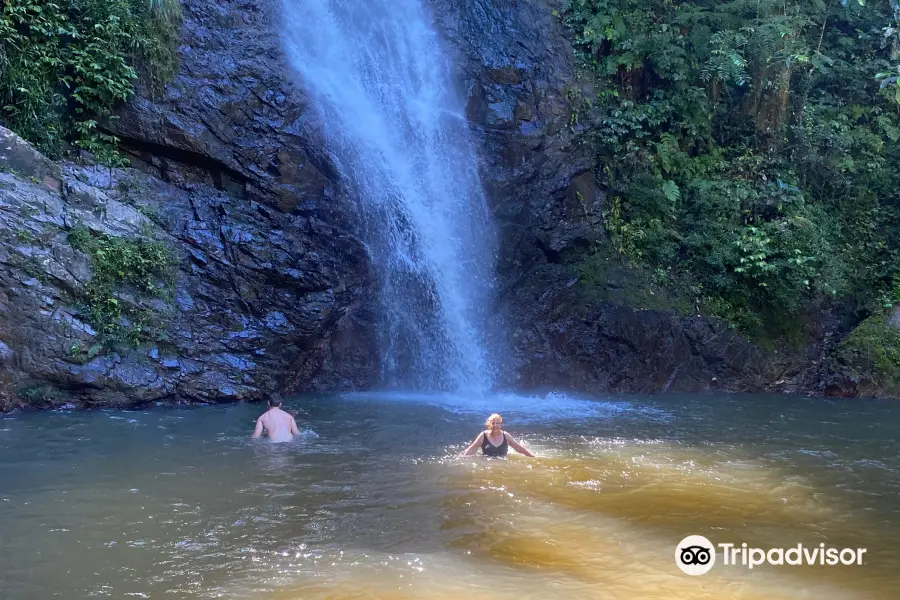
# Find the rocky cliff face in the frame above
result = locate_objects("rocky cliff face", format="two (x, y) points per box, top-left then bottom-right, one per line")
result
(1, 0), (384, 412)
(0, 0), (855, 411)
(0, 123), (377, 412)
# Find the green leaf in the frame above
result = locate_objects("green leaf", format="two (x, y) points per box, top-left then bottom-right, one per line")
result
(662, 180), (681, 203)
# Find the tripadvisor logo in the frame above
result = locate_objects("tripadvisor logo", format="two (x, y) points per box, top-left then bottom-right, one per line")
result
(675, 535), (867, 575)
(676, 535), (716, 575)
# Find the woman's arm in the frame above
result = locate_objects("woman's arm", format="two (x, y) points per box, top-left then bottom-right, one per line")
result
(504, 433), (535, 457)
(458, 432), (485, 456)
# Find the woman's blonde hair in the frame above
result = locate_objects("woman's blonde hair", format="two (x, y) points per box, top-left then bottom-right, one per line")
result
(485, 413), (502, 428)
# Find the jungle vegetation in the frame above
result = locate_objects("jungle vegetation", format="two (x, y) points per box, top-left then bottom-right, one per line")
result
(562, 0), (900, 341)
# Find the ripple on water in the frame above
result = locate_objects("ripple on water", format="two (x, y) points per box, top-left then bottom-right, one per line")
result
(1, 392), (899, 600)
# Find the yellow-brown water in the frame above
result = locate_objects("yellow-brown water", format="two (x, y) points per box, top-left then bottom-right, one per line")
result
(1, 391), (897, 599)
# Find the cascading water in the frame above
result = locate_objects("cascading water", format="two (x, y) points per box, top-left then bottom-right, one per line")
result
(280, 0), (500, 393)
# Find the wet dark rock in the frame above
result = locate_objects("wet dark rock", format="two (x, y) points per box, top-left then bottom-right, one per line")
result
(110, 0), (335, 217)
(0, 123), (377, 411)
(0, 127), (62, 193)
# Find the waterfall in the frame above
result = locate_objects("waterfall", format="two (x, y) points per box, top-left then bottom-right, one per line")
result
(280, 0), (500, 393)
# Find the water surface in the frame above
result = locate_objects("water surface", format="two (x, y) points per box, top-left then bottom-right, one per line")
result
(1, 391), (898, 599)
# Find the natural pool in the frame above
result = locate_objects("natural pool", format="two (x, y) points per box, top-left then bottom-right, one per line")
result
(1, 390), (898, 599)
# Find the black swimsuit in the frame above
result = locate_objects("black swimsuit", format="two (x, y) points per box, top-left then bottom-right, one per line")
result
(481, 432), (508, 457)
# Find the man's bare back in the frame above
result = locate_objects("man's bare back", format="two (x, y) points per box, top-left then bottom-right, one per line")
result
(252, 397), (299, 442)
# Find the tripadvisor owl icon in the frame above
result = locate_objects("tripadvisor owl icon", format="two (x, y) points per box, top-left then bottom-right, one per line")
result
(676, 535), (716, 575)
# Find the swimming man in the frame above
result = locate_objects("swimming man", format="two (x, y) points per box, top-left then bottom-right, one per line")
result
(252, 394), (299, 442)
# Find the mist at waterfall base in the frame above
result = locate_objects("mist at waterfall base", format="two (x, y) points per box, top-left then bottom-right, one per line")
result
(281, 0), (503, 395)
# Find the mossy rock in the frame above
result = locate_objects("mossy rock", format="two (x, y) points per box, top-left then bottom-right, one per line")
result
(67, 225), (175, 348)
(830, 312), (900, 398)
(572, 243), (694, 315)
(0, 126), (61, 192)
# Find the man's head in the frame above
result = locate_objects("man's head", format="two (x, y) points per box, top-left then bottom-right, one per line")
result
(268, 393), (283, 409)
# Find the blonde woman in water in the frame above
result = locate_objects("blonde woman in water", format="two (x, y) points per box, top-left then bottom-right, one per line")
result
(459, 413), (535, 458)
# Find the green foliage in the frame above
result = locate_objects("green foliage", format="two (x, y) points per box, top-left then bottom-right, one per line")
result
(574, 243), (695, 314)
(563, 0), (900, 337)
(17, 384), (55, 406)
(68, 225), (175, 347)
(833, 313), (900, 394)
(0, 0), (181, 162)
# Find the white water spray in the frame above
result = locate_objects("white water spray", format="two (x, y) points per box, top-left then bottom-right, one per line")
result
(280, 0), (500, 393)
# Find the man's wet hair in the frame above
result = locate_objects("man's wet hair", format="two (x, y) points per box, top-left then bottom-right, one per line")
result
(268, 393), (283, 408)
